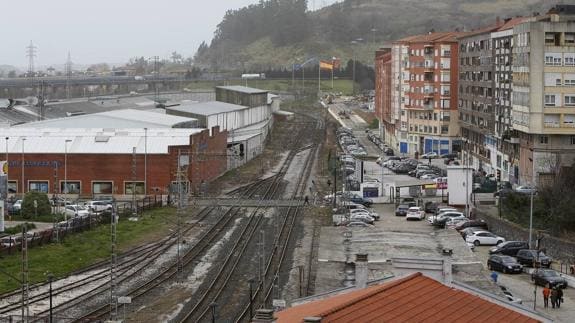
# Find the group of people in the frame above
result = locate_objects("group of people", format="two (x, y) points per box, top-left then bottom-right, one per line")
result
(542, 284), (564, 309)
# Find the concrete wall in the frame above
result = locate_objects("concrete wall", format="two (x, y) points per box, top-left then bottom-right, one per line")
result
(476, 208), (575, 264)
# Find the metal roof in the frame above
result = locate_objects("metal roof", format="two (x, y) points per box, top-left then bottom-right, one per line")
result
(12, 109), (197, 129)
(167, 101), (248, 116)
(1, 128), (201, 154)
(216, 85), (268, 94)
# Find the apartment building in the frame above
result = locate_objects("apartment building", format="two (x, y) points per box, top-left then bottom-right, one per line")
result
(459, 18), (527, 183)
(390, 32), (462, 156)
(375, 47), (393, 148)
(512, 10), (575, 186)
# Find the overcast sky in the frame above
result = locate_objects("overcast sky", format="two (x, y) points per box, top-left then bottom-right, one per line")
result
(1, 0), (338, 69)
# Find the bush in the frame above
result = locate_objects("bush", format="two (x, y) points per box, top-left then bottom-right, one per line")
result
(369, 118), (379, 129)
(21, 192), (52, 219)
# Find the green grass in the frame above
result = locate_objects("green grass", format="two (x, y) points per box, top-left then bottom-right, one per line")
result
(0, 207), (177, 293)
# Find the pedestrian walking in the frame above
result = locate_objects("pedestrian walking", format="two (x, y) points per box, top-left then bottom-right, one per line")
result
(550, 287), (558, 309)
(557, 287), (563, 308)
(543, 285), (551, 308)
(304, 195), (309, 205)
(490, 271), (498, 283)
(428, 156), (432, 165)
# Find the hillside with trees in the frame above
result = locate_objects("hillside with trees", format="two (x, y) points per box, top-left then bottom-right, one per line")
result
(193, 0), (559, 73)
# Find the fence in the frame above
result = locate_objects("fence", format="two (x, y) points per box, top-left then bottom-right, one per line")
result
(0, 195), (165, 256)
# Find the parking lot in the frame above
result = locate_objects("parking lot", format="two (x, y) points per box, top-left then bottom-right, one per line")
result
(325, 103), (575, 322)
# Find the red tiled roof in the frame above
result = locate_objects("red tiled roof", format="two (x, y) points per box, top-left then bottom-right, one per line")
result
(497, 17), (530, 31)
(395, 32), (463, 44)
(275, 273), (541, 323)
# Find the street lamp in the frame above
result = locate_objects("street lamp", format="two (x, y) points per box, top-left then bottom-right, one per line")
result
(144, 128), (148, 196)
(47, 273), (54, 323)
(64, 139), (72, 221)
(528, 155), (535, 249)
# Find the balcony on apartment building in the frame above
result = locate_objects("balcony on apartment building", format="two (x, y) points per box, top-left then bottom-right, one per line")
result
(544, 114), (575, 130)
(424, 71), (434, 82)
(424, 46), (434, 57)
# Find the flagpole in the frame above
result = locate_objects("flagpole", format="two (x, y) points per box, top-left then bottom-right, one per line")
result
(318, 62), (321, 95)
(331, 60), (334, 89)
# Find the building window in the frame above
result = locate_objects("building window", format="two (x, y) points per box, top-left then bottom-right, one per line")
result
(60, 181), (81, 194)
(93, 181), (113, 194)
(544, 95), (556, 106)
(571, 136), (575, 145)
(565, 95), (575, 106)
(540, 135), (548, 144)
(566, 33), (575, 45)
(441, 126), (449, 134)
(566, 55), (575, 66)
(8, 181), (17, 193)
(29, 181), (49, 193)
(125, 182), (145, 195)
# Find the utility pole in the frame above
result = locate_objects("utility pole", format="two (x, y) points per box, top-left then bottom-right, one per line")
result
(109, 203), (118, 321)
(21, 223), (29, 322)
(131, 147), (137, 217)
(65, 52), (73, 100)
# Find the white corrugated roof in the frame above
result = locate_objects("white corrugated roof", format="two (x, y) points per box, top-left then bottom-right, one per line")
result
(13, 109), (197, 129)
(167, 101), (248, 116)
(216, 85), (268, 94)
(0, 128), (202, 154)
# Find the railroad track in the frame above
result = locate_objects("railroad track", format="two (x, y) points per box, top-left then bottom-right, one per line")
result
(175, 112), (322, 322)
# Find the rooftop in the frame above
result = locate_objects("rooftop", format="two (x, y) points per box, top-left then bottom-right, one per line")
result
(167, 101), (248, 116)
(396, 31), (464, 44)
(216, 85), (268, 94)
(275, 273), (544, 323)
(12, 109), (197, 129)
(1, 128), (201, 154)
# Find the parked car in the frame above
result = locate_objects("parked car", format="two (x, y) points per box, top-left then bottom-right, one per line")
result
(493, 188), (514, 197)
(12, 200), (22, 212)
(435, 207), (458, 215)
(420, 173), (438, 180)
(84, 200), (113, 213)
(531, 269), (568, 289)
(487, 255), (523, 274)
(421, 152), (438, 159)
(429, 211), (465, 225)
(64, 205), (90, 218)
(514, 185), (537, 195)
(350, 213), (375, 224)
(454, 220), (488, 232)
(406, 207), (425, 221)
(424, 201), (439, 214)
(349, 209), (380, 221)
(516, 249), (552, 268)
(346, 221), (373, 228)
(465, 231), (505, 246)
(489, 241), (530, 256)
(395, 204), (410, 216)
(459, 227), (487, 239)
(50, 196), (72, 206)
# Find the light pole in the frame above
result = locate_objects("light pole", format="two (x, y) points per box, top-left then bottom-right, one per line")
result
(4, 137), (8, 219)
(47, 273), (53, 323)
(528, 156), (535, 249)
(64, 139), (72, 221)
(21, 138), (25, 197)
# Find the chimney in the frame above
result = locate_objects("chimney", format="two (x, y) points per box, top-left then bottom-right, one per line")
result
(252, 309), (275, 323)
(355, 254), (368, 289)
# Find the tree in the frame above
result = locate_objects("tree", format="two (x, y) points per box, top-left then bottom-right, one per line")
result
(21, 191), (52, 219)
(7, 70), (16, 78)
(171, 51), (183, 64)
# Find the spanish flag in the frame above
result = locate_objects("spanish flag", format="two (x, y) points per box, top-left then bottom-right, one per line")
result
(320, 60), (334, 70)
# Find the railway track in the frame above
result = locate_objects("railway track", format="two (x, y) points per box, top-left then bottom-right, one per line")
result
(175, 112), (322, 322)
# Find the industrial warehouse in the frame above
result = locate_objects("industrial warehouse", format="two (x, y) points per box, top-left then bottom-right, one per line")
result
(0, 85), (279, 198)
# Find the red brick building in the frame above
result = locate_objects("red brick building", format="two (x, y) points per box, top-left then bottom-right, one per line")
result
(3, 117), (228, 199)
(375, 47), (393, 145)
